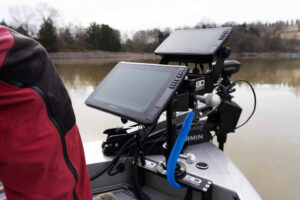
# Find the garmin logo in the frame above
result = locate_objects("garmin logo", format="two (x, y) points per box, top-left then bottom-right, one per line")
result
(195, 80), (205, 91)
(186, 134), (204, 142)
(108, 105), (118, 109)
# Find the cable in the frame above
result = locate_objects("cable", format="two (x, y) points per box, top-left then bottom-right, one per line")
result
(90, 137), (136, 181)
(91, 122), (158, 180)
(107, 148), (132, 176)
(166, 111), (194, 188)
(108, 135), (163, 176)
(145, 132), (166, 155)
(214, 83), (227, 91)
(229, 79), (257, 129)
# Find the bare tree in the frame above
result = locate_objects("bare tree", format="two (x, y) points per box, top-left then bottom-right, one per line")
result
(9, 4), (36, 35)
(35, 2), (59, 22)
(8, 3), (59, 36)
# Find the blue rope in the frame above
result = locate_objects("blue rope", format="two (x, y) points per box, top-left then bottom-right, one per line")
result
(166, 111), (194, 188)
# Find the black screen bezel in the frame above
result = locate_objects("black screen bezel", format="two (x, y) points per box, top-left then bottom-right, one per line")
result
(154, 27), (232, 56)
(85, 62), (188, 124)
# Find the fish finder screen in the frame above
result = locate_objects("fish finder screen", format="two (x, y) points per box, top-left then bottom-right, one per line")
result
(155, 27), (231, 55)
(93, 67), (172, 113)
(86, 62), (189, 124)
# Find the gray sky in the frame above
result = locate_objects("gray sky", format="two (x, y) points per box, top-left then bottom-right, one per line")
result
(0, 0), (300, 33)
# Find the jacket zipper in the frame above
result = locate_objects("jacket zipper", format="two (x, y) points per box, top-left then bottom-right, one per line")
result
(0, 77), (79, 200)
(30, 86), (79, 200)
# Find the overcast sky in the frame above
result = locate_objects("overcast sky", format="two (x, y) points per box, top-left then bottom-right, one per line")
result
(1, 0), (300, 33)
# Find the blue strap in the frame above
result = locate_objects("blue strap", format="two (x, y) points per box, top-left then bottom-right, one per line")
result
(166, 111), (194, 188)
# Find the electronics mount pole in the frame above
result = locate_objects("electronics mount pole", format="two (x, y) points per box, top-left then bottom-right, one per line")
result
(166, 98), (177, 160)
(160, 57), (178, 161)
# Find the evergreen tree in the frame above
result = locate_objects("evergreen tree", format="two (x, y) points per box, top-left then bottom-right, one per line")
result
(86, 22), (121, 51)
(98, 24), (121, 51)
(86, 22), (101, 49)
(38, 18), (59, 52)
(16, 26), (30, 36)
(0, 20), (8, 27)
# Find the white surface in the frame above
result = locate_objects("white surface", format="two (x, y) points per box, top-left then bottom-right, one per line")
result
(83, 140), (113, 164)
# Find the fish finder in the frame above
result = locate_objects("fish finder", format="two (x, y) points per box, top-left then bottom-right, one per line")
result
(85, 62), (189, 125)
(155, 27), (232, 63)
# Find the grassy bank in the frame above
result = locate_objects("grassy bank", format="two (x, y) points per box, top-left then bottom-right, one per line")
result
(49, 51), (300, 64)
(49, 51), (159, 64)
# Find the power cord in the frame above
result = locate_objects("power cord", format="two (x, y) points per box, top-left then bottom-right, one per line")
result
(90, 137), (135, 181)
(228, 79), (257, 129)
(90, 122), (158, 181)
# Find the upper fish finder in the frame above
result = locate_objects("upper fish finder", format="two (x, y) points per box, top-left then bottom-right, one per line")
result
(85, 62), (188, 125)
(155, 27), (232, 63)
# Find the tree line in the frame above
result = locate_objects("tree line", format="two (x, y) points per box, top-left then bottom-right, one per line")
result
(223, 21), (300, 53)
(1, 16), (300, 53)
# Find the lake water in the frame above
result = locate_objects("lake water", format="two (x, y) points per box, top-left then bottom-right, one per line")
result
(55, 58), (300, 200)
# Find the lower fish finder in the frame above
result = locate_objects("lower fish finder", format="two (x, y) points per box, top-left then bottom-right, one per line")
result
(85, 62), (189, 125)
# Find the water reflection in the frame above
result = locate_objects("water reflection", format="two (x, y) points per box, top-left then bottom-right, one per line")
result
(55, 58), (300, 200)
(55, 62), (116, 89)
(235, 59), (300, 90)
(56, 58), (300, 91)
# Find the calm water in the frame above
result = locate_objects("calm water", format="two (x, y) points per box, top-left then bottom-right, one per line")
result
(56, 58), (300, 200)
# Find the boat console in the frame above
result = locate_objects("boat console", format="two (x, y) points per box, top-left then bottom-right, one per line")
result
(86, 27), (261, 200)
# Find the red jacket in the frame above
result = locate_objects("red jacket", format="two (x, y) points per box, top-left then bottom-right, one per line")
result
(0, 25), (92, 200)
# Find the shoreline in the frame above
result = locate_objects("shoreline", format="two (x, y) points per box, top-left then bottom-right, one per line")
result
(49, 51), (300, 64)
(49, 51), (159, 64)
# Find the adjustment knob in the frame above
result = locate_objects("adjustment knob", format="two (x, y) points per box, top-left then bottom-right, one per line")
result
(179, 153), (196, 164)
